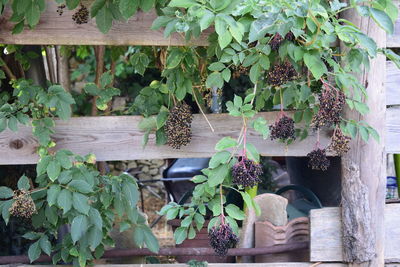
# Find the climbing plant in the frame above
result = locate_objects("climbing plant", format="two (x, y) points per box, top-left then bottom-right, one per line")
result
(1, 0), (400, 261)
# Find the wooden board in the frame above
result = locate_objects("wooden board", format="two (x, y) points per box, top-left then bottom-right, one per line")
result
(18, 264), (349, 267)
(0, 112), (332, 165)
(387, 107), (400, 153)
(386, 61), (400, 106)
(310, 204), (400, 262)
(0, 1), (209, 46)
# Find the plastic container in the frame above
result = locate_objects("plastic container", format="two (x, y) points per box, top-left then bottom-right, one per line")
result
(386, 176), (398, 199)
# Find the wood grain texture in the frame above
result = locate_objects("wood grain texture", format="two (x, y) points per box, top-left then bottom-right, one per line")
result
(0, 112), (332, 165)
(386, 61), (400, 106)
(16, 264), (349, 267)
(0, 1), (209, 46)
(387, 107), (400, 153)
(310, 204), (400, 262)
(340, 7), (387, 266)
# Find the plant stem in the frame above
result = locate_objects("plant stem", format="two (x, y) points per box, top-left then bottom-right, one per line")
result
(0, 57), (16, 81)
(192, 87), (215, 132)
(219, 184), (225, 224)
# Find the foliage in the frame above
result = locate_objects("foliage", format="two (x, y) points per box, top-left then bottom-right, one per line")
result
(0, 70), (157, 266)
(0, 0), (399, 258)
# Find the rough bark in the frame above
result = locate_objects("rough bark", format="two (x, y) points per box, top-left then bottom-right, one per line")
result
(56, 45), (71, 92)
(340, 8), (386, 267)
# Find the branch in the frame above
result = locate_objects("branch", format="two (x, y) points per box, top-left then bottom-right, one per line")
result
(91, 46), (105, 116)
(0, 57), (16, 81)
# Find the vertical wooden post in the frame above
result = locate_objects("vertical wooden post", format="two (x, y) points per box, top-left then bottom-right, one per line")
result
(340, 8), (386, 267)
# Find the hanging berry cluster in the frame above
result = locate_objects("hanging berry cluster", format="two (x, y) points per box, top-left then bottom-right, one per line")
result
(209, 220), (239, 256)
(165, 102), (193, 149)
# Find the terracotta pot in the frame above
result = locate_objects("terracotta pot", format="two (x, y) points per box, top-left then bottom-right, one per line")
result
(168, 219), (235, 263)
(254, 217), (310, 263)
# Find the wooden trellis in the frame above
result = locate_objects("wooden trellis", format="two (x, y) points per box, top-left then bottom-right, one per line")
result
(1, 1), (400, 266)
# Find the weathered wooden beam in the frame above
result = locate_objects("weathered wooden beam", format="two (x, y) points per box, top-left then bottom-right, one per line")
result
(386, 61), (400, 106)
(310, 205), (400, 263)
(386, 107), (400, 153)
(0, 1), (209, 46)
(340, 7), (386, 266)
(13, 264), (349, 267)
(0, 112), (332, 165)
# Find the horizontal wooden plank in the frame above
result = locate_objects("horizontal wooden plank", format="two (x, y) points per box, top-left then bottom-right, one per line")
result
(310, 204), (400, 262)
(0, 112), (332, 165)
(17, 264), (349, 267)
(0, 1), (209, 46)
(386, 107), (400, 153)
(386, 61), (400, 106)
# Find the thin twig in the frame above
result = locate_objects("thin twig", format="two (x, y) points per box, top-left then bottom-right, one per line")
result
(310, 262), (322, 267)
(0, 57), (16, 80)
(192, 87), (215, 132)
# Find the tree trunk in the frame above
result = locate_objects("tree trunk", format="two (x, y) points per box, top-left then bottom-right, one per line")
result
(56, 45), (71, 92)
(340, 8), (386, 267)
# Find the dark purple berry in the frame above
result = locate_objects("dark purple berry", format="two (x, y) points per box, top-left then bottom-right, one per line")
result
(165, 102), (193, 149)
(209, 223), (238, 256)
(307, 148), (330, 171)
(270, 114), (296, 141)
(266, 61), (297, 87)
(232, 158), (263, 188)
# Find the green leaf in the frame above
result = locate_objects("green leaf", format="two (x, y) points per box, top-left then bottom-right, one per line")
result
(96, 6), (113, 34)
(156, 106), (169, 130)
(191, 175), (207, 183)
(218, 30), (232, 49)
(17, 175), (30, 190)
(215, 137), (237, 151)
(122, 181), (139, 207)
(240, 191), (253, 211)
(370, 7), (394, 34)
(359, 125), (369, 142)
(119, 0), (139, 19)
(252, 117), (269, 139)
(88, 227), (103, 250)
(174, 226), (187, 244)
(2, 200), (12, 224)
(140, 0), (155, 12)
(71, 215), (89, 243)
(208, 62), (225, 71)
(246, 143), (260, 162)
(39, 236), (52, 256)
(303, 52), (327, 80)
(100, 71), (113, 88)
(17, 113), (30, 125)
(91, 0), (106, 17)
(249, 63), (261, 84)
(225, 204), (245, 220)
(47, 160), (61, 182)
(7, 116), (18, 132)
(0, 118), (7, 132)
(89, 208), (103, 230)
(83, 83), (99, 96)
(23, 232), (41, 240)
(169, 0), (198, 8)
(200, 10), (215, 31)
(133, 224), (145, 247)
(143, 226), (159, 253)
(0, 187), (13, 199)
(57, 189), (72, 214)
(26, 2), (40, 27)
(28, 241), (41, 263)
(206, 72), (224, 89)
(46, 185), (61, 206)
(207, 164), (230, 187)
(73, 192), (90, 215)
(68, 180), (93, 193)
(45, 205), (58, 226)
(209, 151), (231, 168)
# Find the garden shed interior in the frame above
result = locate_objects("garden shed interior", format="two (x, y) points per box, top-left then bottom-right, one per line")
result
(0, 0), (400, 266)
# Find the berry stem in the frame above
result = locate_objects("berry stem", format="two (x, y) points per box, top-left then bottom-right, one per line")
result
(279, 88), (284, 113)
(219, 184), (225, 224)
(192, 86), (215, 132)
(242, 116), (247, 159)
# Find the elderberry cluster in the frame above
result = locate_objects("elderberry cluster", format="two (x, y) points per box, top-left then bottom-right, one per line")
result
(209, 223), (239, 256)
(231, 65), (249, 79)
(72, 4), (89, 24)
(165, 102), (193, 149)
(9, 190), (36, 219)
(270, 32), (295, 50)
(311, 87), (345, 129)
(56, 4), (65, 16)
(307, 148), (330, 171)
(269, 114), (296, 142)
(266, 61), (297, 87)
(328, 128), (351, 156)
(231, 158), (263, 188)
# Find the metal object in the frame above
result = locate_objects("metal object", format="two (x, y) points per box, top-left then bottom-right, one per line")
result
(0, 242), (308, 264)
